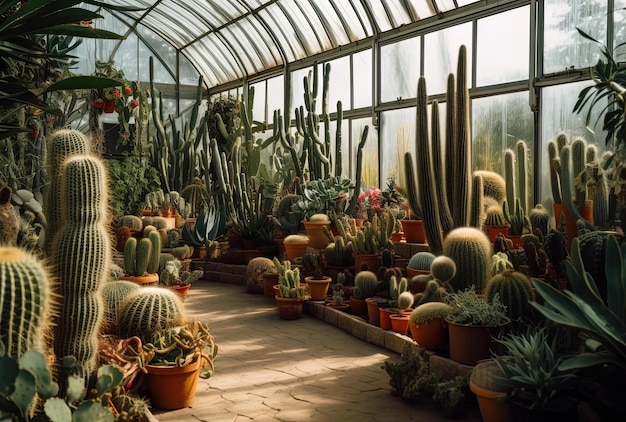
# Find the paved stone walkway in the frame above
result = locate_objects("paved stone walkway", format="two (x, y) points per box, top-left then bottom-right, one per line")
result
(151, 281), (482, 422)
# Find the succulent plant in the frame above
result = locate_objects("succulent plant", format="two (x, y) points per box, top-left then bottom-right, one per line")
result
(484, 205), (507, 227)
(353, 270), (378, 300)
(484, 270), (535, 321)
(429, 256), (456, 284)
(529, 204), (551, 236)
(503, 198), (530, 236)
(445, 286), (507, 326)
(415, 279), (448, 306)
(324, 235), (354, 266)
(442, 227), (492, 293)
(119, 215), (143, 231)
(407, 251), (436, 271)
(101, 280), (140, 333)
(490, 251), (514, 275)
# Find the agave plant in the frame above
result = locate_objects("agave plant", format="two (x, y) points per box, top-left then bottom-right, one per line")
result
(531, 235), (626, 370)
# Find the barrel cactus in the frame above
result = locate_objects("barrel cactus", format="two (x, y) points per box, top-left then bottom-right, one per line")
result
(117, 287), (186, 344)
(120, 215), (143, 232)
(484, 270), (535, 321)
(410, 301), (454, 325)
(101, 280), (141, 333)
(442, 227), (492, 293)
(529, 204), (551, 236)
(429, 256), (456, 284)
(0, 246), (52, 358)
(407, 251), (436, 271)
(353, 270), (378, 300)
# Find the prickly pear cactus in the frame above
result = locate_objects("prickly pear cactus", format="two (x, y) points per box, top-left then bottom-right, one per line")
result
(52, 154), (110, 388)
(0, 246), (52, 358)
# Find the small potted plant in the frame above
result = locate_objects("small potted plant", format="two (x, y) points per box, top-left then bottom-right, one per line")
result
(120, 232), (161, 285)
(409, 301), (454, 351)
(143, 321), (218, 410)
(159, 259), (203, 300)
(272, 257), (308, 320)
(445, 286), (509, 365)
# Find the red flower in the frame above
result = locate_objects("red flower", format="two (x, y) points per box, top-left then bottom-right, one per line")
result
(124, 86), (132, 95)
(28, 128), (39, 139)
(92, 98), (104, 109)
(130, 99), (139, 108)
(111, 89), (120, 98)
(46, 118), (55, 124)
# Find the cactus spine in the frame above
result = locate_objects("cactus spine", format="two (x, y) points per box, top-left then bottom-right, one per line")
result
(484, 270), (535, 321)
(430, 256), (456, 285)
(443, 227), (492, 293)
(51, 154), (110, 388)
(44, 129), (90, 251)
(408, 251), (436, 271)
(353, 271), (378, 300)
(410, 302), (454, 325)
(101, 280), (140, 333)
(0, 247), (52, 358)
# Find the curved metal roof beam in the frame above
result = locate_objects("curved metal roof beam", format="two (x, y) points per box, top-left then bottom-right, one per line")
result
(325, 0), (355, 42)
(305, 0), (339, 47)
(276, 1), (314, 58)
(292, 0), (325, 53)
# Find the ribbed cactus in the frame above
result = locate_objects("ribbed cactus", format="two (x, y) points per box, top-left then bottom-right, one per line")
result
(515, 140), (529, 214)
(147, 230), (162, 274)
(398, 291), (414, 311)
(410, 301), (454, 325)
(415, 279), (448, 306)
(122, 232), (161, 277)
(117, 287), (185, 344)
(51, 154), (110, 388)
(408, 251), (436, 271)
(529, 204), (551, 236)
(474, 170), (506, 204)
(0, 247), (52, 358)
(430, 256), (456, 284)
(101, 280), (140, 333)
(353, 270), (378, 300)
(44, 129), (91, 251)
(389, 275), (408, 301)
(484, 206), (507, 227)
(443, 227), (492, 293)
(484, 270), (535, 321)
(324, 235), (354, 266)
(120, 215), (143, 231)
(503, 198), (529, 236)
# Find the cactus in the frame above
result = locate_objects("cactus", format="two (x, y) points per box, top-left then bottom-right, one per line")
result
(119, 215), (143, 231)
(51, 154), (110, 388)
(122, 232), (161, 277)
(142, 224), (157, 238)
(407, 251), (436, 271)
(389, 275), (409, 301)
(491, 252), (514, 275)
(484, 205), (507, 227)
(398, 291), (414, 311)
(324, 235), (354, 266)
(484, 270), (535, 321)
(544, 228), (569, 280)
(0, 247), (52, 358)
(350, 211), (394, 255)
(101, 280), (140, 333)
(147, 230), (162, 274)
(430, 256), (456, 284)
(353, 270), (378, 300)
(415, 279), (448, 306)
(474, 170), (506, 204)
(442, 227), (492, 293)
(117, 287), (186, 344)
(503, 199), (530, 236)
(410, 301), (454, 325)
(529, 204), (550, 236)
(44, 129), (91, 251)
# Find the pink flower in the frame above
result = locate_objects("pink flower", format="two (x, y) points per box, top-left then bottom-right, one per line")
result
(111, 89), (120, 98)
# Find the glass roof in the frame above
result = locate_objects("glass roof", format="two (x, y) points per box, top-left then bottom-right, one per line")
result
(104, 0), (480, 88)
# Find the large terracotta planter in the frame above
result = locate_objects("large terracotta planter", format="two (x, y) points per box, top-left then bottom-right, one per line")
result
(447, 319), (510, 366)
(305, 276), (332, 301)
(553, 202), (593, 249)
(145, 358), (201, 410)
(275, 296), (304, 320)
(349, 296), (368, 316)
(470, 360), (513, 422)
(120, 273), (159, 286)
(303, 220), (332, 249)
(353, 253), (380, 273)
(408, 319), (448, 350)
(389, 313), (411, 335)
(486, 226), (508, 243)
(400, 219), (426, 243)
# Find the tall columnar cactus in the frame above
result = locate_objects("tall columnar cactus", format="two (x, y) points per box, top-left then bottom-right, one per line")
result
(484, 270), (535, 321)
(559, 144), (595, 231)
(0, 246), (52, 358)
(571, 138), (587, 209)
(44, 129), (91, 251)
(122, 232), (161, 277)
(442, 227), (492, 293)
(515, 140), (529, 214)
(51, 154), (110, 388)
(117, 287), (186, 344)
(101, 280), (140, 333)
(503, 199), (530, 236)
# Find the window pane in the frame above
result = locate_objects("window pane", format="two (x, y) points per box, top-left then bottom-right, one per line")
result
(353, 49), (372, 109)
(380, 108), (415, 192)
(472, 92), (534, 207)
(291, 66), (314, 114)
(477, 6), (529, 86)
(424, 23), (472, 95)
(327, 56), (350, 113)
(540, 81), (607, 205)
(615, 1), (626, 58)
(543, 0), (607, 74)
(352, 118), (378, 188)
(250, 81), (267, 125)
(380, 37), (421, 103)
(266, 74), (285, 116)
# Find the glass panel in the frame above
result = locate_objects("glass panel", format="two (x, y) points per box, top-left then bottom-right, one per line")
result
(380, 108), (415, 192)
(327, 56), (350, 113)
(424, 22), (473, 95)
(410, 0), (436, 19)
(543, 0), (607, 74)
(185, 42), (228, 87)
(364, 0), (393, 33)
(136, 27), (177, 84)
(352, 118), (379, 188)
(382, 0), (412, 27)
(476, 6), (530, 86)
(353, 49), (372, 109)
(472, 92), (534, 207)
(178, 52), (201, 86)
(294, 0), (333, 50)
(220, 26), (258, 75)
(291, 66), (314, 115)
(540, 81), (607, 205)
(280, 0), (323, 55)
(250, 81), (267, 126)
(347, 0), (374, 36)
(333, 0), (369, 40)
(267, 74), (285, 116)
(614, 1), (626, 58)
(259, 7), (305, 62)
(327, 118), (350, 178)
(246, 17), (283, 67)
(380, 37), (421, 103)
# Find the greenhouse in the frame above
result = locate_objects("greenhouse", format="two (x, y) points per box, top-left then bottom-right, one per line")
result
(1, 0), (625, 421)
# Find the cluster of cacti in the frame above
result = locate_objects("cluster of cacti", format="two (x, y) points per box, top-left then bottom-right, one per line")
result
(268, 193), (304, 235)
(101, 280), (140, 333)
(51, 154), (110, 388)
(159, 259), (203, 287)
(0, 246), (52, 358)
(442, 227), (492, 293)
(44, 129), (91, 251)
(410, 301), (454, 325)
(353, 270), (378, 299)
(484, 206), (507, 227)
(503, 199), (530, 236)
(474, 170), (506, 205)
(120, 215), (143, 231)
(351, 211), (395, 254)
(272, 257), (305, 298)
(407, 251), (436, 270)
(404, 46), (484, 255)
(415, 279), (448, 306)
(142, 216), (168, 229)
(491, 252), (514, 275)
(170, 244), (194, 260)
(117, 287), (186, 344)
(503, 140), (530, 215)
(324, 234), (354, 266)
(123, 230), (162, 276)
(484, 270), (535, 321)
(389, 275), (409, 302)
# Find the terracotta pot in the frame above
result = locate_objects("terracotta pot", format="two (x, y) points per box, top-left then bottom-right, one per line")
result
(284, 240), (309, 261)
(405, 267), (430, 279)
(486, 226), (509, 243)
(349, 296), (368, 316)
(303, 220), (332, 250)
(275, 238), (286, 260)
(272, 284), (281, 297)
(275, 296), (304, 320)
(447, 318), (510, 366)
(326, 303), (350, 312)
(408, 319), (448, 350)
(305, 276), (332, 301)
(353, 253), (380, 273)
(365, 298), (381, 326)
(145, 358), (201, 410)
(389, 313), (411, 335)
(379, 307), (397, 330)
(390, 232), (404, 242)
(263, 273), (279, 297)
(400, 219), (426, 243)
(168, 284), (191, 301)
(119, 273), (159, 286)
(242, 238), (256, 250)
(470, 380), (513, 422)
(191, 246), (206, 260)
